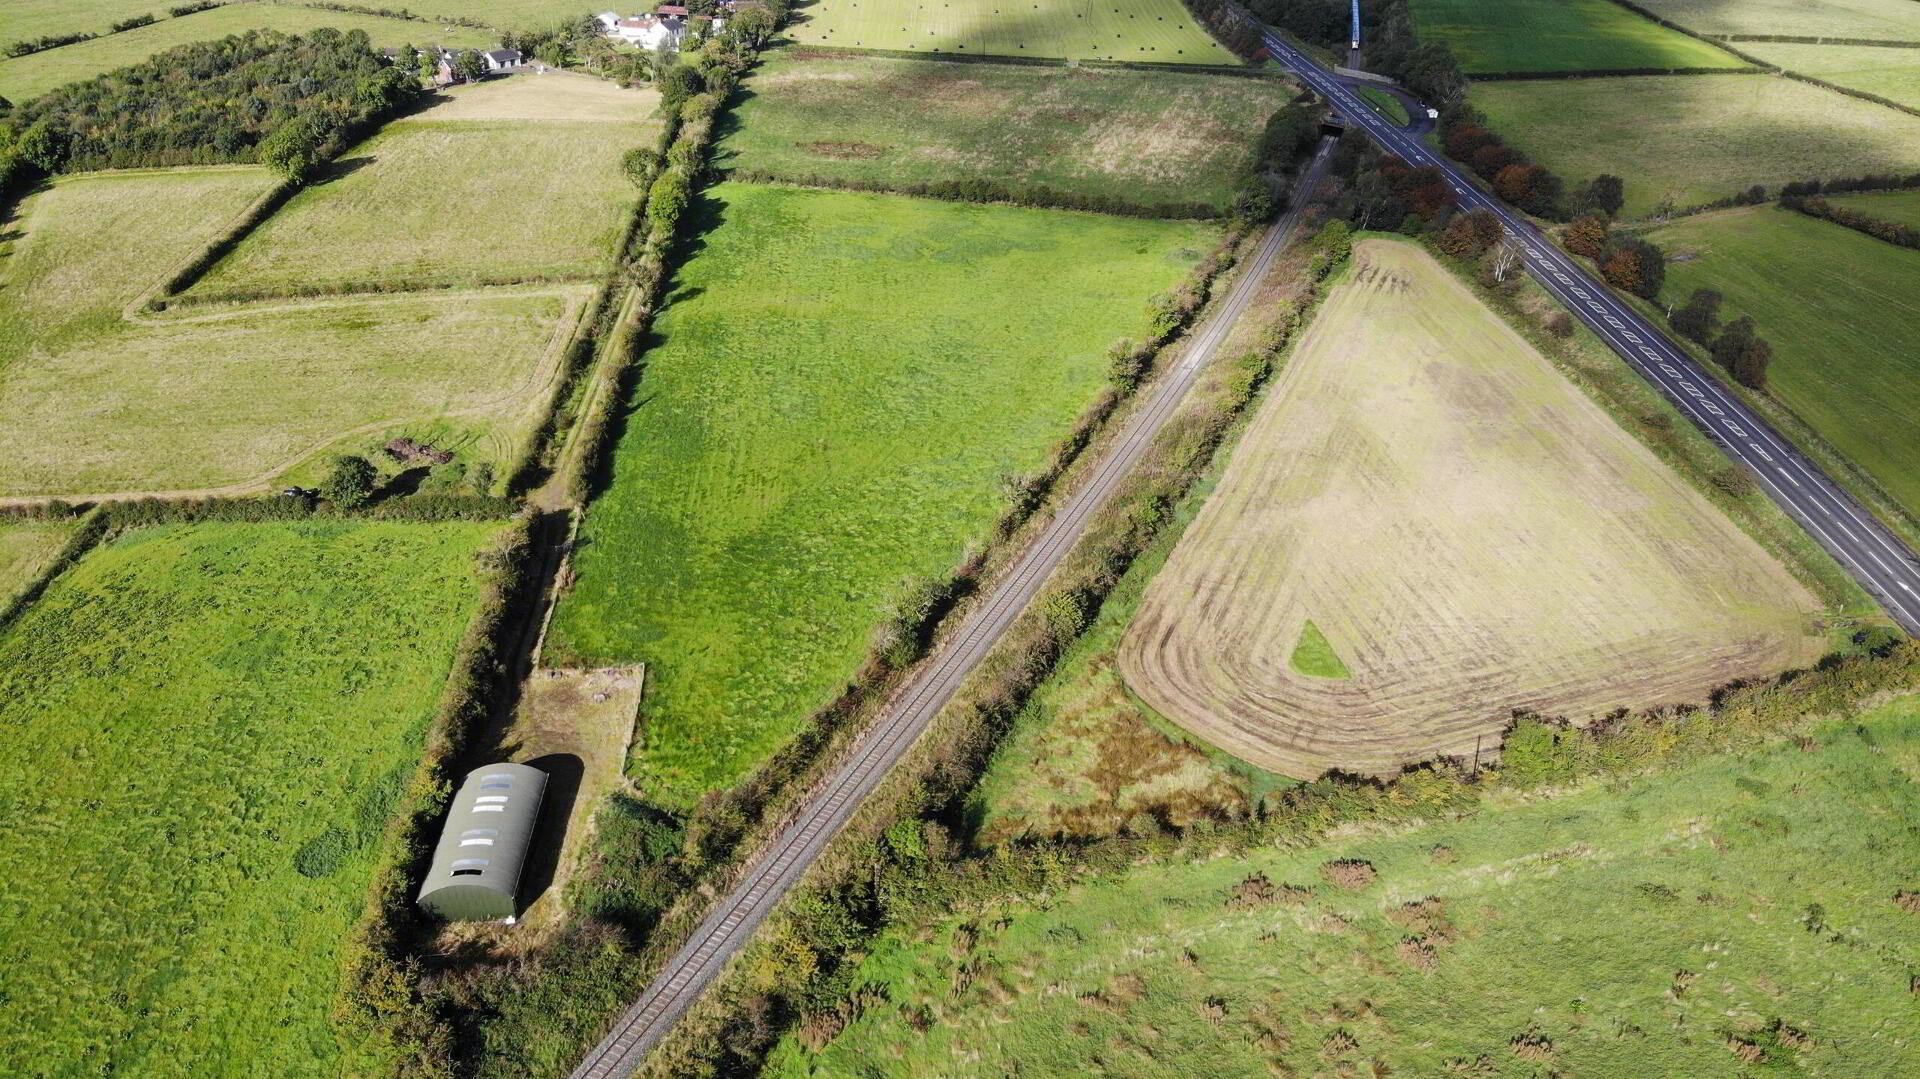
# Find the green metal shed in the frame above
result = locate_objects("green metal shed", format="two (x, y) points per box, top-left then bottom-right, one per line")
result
(417, 762), (547, 922)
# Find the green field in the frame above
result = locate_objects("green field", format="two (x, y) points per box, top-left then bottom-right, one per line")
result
(0, 0), (583, 44)
(194, 75), (661, 297)
(0, 167), (574, 496)
(0, 518), (79, 605)
(0, 4), (493, 102)
(0, 519), (503, 1078)
(784, 0), (1238, 63)
(774, 693), (1920, 1077)
(1836, 186), (1920, 226)
(1649, 206), (1920, 517)
(720, 50), (1295, 210)
(1409, 0), (1743, 74)
(1745, 42), (1920, 110)
(1355, 83), (1409, 125)
(1632, 0), (1920, 40)
(548, 182), (1214, 805)
(1472, 74), (1920, 215)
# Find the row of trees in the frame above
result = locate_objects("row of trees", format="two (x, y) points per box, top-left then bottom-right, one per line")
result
(1669, 289), (1773, 389)
(1783, 195), (1920, 252)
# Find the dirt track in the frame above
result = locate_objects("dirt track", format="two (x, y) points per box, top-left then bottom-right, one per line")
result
(1119, 239), (1826, 779)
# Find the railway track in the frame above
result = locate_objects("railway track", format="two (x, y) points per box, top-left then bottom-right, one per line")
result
(568, 138), (1339, 1079)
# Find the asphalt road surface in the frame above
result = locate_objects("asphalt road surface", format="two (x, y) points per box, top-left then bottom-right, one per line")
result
(1259, 30), (1920, 634)
(567, 140), (1341, 1079)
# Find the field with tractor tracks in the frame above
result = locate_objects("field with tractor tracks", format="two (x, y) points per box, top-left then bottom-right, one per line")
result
(1117, 239), (1824, 779)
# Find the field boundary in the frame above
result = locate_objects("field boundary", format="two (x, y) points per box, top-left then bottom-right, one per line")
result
(0, 284), (593, 507)
(0, 508), (110, 635)
(770, 42), (1271, 76)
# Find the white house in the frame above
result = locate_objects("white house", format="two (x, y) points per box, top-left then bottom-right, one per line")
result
(599, 7), (704, 50)
(482, 48), (522, 71)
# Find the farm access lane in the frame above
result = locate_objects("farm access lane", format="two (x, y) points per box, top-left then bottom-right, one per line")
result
(567, 138), (1341, 1079)
(1260, 31), (1920, 635)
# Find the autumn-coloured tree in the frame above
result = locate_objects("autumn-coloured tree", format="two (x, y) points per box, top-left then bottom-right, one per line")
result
(1563, 212), (1610, 260)
(1601, 249), (1643, 295)
(1471, 143), (1520, 180)
(1435, 210), (1502, 260)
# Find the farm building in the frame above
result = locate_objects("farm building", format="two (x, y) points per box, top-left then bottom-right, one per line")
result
(417, 762), (548, 921)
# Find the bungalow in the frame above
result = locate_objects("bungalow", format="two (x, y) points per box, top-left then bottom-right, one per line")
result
(482, 47), (523, 71)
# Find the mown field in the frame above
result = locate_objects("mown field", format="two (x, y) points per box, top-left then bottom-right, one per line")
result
(0, 519), (503, 1078)
(1472, 74), (1920, 215)
(1408, 0), (1743, 74)
(1745, 41), (1920, 110)
(1836, 186), (1920, 226)
(0, 518), (78, 605)
(720, 50), (1295, 210)
(0, 3), (493, 102)
(193, 75), (660, 297)
(1118, 240), (1821, 779)
(0, 167), (575, 495)
(1632, 0), (1920, 40)
(784, 0), (1238, 63)
(548, 182), (1215, 806)
(1649, 206), (1920, 518)
(772, 693), (1920, 1077)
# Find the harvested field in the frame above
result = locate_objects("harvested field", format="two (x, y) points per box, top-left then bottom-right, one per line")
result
(192, 74), (661, 297)
(1631, 0), (1920, 40)
(0, 167), (580, 497)
(0, 4), (492, 102)
(785, 0), (1238, 63)
(1472, 74), (1920, 215)
(0, 519), (505, 1076)
(721, 51), (1298, 210)
(1743, 42), (1920, 110)
(1118, 239), (1823, 779)
(1409, 0), (1744, 74)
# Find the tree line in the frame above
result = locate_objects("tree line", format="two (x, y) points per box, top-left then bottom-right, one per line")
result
(1783, 195), (1920, 252)
(0, 28), (418, 183)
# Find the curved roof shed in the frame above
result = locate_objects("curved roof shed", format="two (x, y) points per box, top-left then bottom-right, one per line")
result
(417, 762), (547, 922)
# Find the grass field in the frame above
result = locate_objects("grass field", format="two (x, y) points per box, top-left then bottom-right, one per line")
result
(1409, 0), (1744, 74)
(771, 693), (1920, 1077)
(784, 0), (1239, 63)
(0, 519), (503, 1078)
(547, 182), (1214, 806)
(193, 75), (660, 296)
(1632, 0), (1920, 40)
(0, 518), (78, 605)
(1744, 41), (1920, 109)
(0, 3), (493, 102)
(1472, 74), (1920, 216)
(719, 50), (1296, 210)
(1355, 84), (1409, 125)
(1117, 240), (1822, 779)
(1835, 186), (1920, 226)
(1648, 206), (1920, 518)
(0, 167), (576, 495)
(0, 0), (586, 43)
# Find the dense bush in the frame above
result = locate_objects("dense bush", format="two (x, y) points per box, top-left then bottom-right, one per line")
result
(1, 28), (418, 173)
(723, 170), (1222, 219)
